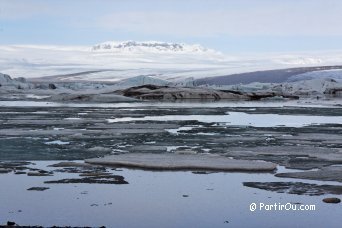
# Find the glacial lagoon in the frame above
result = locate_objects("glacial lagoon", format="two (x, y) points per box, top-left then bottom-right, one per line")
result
(0, 100), (341, 227)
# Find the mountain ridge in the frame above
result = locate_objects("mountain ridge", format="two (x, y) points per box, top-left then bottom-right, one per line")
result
(91, 40), (218, 54)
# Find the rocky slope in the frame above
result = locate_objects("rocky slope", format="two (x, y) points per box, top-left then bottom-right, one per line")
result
(116, 84), (298, 101)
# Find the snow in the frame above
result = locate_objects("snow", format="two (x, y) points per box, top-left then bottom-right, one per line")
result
(107, 111), (342, 128)
(92, 41), (215, 54)
(206, 77), (342, 96)
(279, 78), (341, 95)
(1, 41), (342, 82)
(0, 73), (32, 89)
(287, 69), (342, 82)
(115, 75), (171, 87)
(0, 73), (12, 84)
(44, 140), (70, 145)
(274, 56), (323, 65)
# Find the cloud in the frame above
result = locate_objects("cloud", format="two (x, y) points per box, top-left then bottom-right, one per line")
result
(96, 2), (342, 37)
(2, 0), (342, 38)
(0, 0), (51, 20)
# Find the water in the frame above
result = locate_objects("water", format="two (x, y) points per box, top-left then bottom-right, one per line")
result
(0, 99), (341, 108)
(0, 161), (340, 228)
(0, 100), (341, 227)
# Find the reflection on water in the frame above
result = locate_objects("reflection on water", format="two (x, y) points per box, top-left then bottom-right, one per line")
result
(0, 161), (340, 228)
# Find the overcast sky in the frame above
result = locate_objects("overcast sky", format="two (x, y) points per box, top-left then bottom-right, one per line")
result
(1, 0), (342, 53)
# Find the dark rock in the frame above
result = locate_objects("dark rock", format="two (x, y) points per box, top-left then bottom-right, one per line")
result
(7, 221), (16, 226)
(0, 161), (32, 167)
(44, 175), (128, 184)
(79, 173), (112, 178)
(27, 187), (50, 191)
(120, 85), (249, 100)
(192, 171), (211, 174)
(48, 83), (57, 89)
(324, 88), (342, 96)
(38, 170), (50, 174)
(49, 161), (95, 168)
(322, 197), (341, 204)
(27, 172), (53, 176)
(248, 92), (299, 100)
(14, 171), (26, 175)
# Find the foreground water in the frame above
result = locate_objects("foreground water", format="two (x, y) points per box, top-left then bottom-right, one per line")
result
(0, 161), (340, 228)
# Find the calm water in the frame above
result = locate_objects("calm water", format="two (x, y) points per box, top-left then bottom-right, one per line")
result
(0, 161), (341, 228)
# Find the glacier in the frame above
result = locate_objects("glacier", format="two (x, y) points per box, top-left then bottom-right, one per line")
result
(1, 41), (342, 82)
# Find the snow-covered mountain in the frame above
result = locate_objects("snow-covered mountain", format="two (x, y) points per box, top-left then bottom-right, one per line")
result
(92, 41), (215, 54)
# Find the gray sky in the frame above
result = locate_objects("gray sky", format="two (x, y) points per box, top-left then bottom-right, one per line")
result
(1, 0), (342, 53)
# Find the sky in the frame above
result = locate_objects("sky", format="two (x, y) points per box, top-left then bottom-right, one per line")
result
(1, 0), (342, 54)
